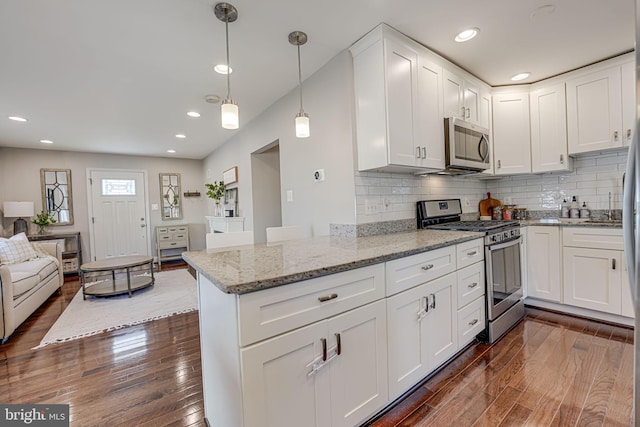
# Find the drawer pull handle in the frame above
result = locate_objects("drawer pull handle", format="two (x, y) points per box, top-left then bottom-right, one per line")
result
(321, 338), (327, 362)
(612, 259), (616, 270)
(469, 319), (479, 326)
(318, 293), (338, 303)
(467, 251), (477, 256)
(170, 243), (177, 246)
(468, 282), (479, 289)
(422, 264), (434, 271)
(335, 333), (342, 356)
(430, 293), (436, 309)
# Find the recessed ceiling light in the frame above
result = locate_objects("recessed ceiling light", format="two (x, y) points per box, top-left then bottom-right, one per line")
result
(40, 139), (54, 144)
(511, 72), (531, 81)
(175, 134), (186, 139)
(167, 149), (176, 153)
(187, 111), (201, 118)
(8, 116), (27, 122)
(454, 28), (480, 42)
(214, 64), (233, 74)
(530, 5), (556, 21)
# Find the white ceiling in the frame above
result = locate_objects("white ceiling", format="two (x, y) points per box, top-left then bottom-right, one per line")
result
(0, 0), (634, 160)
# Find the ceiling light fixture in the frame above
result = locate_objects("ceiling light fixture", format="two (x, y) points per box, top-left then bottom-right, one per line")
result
(289, 31), (310, 138)
(187, 111), (201, 118)
(175, 134), (186, 139)
(214, 64), (232, 74)
(511, 72), (531, 81)
(8, 116), (27, 122)
(215, 2), (239, 130)
(454, 28), (480, 42)
(40, 139), (54, 144)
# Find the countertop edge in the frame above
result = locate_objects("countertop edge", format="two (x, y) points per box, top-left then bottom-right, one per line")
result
(183, 232), (483, 295)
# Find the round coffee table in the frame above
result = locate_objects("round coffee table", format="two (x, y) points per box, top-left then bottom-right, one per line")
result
(80, 255), (154, 299)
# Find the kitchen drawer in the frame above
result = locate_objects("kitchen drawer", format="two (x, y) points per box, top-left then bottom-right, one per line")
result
(158, 241), (189, 250)
(158, 234), (172, 241)
(456, 238), (484, 269)
(562, 227), (623, 250)
(172, 232), (188, 240)
(457, 262), (485, 309)
(157, 227), (169, 235)
(386, 246), (456, 296)
(238, 263), (385, 346)
(457, 297), (485, 347)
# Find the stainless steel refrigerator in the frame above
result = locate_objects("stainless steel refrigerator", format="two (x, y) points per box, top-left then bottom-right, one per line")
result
(624, 2), (640, 423)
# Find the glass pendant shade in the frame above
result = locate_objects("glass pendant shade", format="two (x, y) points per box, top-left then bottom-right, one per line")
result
(221, 100), (239, 129)
(295, 113), (310, 138)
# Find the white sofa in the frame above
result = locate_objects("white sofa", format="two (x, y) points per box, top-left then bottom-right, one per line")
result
(0, 241), (63, 343)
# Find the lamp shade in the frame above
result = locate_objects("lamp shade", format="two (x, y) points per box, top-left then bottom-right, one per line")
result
(3, 201), (35, 218)
(295, 113), (310, 138)
(221, 100), (239, 129)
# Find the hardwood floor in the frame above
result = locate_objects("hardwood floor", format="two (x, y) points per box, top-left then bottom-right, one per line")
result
(1, 269), (634, 426)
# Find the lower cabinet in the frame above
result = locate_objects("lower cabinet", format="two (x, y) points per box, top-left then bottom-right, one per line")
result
(241, 300), (388, 427)
(387, 273), (457, 398)
(526, 226), (562, 302)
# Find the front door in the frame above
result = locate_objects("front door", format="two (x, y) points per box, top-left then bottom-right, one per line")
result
(88, 169), (149, 261)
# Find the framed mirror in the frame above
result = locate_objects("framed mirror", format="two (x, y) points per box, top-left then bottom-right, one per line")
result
(40, 168), (74, 226)
(160, 173), (182, 220)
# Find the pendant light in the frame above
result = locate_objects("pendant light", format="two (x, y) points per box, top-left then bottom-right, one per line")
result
(214, 3), (239, 130)
(289, 31), (310, 138)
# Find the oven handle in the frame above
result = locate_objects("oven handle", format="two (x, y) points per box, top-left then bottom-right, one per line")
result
(486, 236), (521, 251)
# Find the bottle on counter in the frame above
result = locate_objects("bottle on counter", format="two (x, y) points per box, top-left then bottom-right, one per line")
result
(561, 198), (569, 218)
(580, 201), (590, 218)
(569, 196), (580, 219)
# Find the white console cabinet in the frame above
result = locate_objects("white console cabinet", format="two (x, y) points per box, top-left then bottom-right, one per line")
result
(206, 216), (245, 233)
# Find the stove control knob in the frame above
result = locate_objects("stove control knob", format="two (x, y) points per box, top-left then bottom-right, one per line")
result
(490, 235), (498, 242)
(503, 231), (509, 240)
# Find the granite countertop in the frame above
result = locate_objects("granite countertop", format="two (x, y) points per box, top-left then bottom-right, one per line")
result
(182, 229), (484, 295)
(521, 218), (622, 228)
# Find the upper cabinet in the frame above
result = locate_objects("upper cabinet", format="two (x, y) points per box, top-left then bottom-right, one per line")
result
(492, 92), (531, 175)
(351, 25), (444, 173)
(443, 69), (488, 128)
(529, 83), (573, 173)
(566, 56), (634, 154)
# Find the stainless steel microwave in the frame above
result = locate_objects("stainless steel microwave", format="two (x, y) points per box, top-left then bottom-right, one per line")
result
(444, 117), (490, 174)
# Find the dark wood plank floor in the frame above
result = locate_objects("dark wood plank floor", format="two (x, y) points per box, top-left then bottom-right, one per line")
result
(1, 267), (634, 426)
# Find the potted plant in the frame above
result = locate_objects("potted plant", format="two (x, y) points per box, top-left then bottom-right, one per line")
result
(32, 210), (56, 234)
(205, 181), (226, 216)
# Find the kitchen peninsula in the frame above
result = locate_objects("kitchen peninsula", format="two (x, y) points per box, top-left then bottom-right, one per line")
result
(183, 229), (485, 427)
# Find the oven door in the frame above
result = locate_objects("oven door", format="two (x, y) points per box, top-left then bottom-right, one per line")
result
(485, 236), (523, 320)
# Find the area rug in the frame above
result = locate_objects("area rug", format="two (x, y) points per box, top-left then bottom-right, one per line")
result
(33, 269), (197, 349)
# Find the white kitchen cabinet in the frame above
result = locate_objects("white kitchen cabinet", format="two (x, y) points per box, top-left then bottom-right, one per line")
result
(241, 300), (388, 427)
(526, 226), (562, 302)
(492, 92), (531, 175)
(351, 25), (444, 172)
(386, 273), (457, 399)
(206, 215), (245, 233)
(443, 69), (482, 126)
(566, 56), (634, 154)
(530, 84), (573, 173)
(562, 227), (632, 318)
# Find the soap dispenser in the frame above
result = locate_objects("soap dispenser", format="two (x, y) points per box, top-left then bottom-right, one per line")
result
(561, 198), (569, 218)
(579, 201), (590, 218)
(569, 196), (580, 219)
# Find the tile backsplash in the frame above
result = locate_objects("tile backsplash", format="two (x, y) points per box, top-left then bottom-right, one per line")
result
(355, 149), (628, 224)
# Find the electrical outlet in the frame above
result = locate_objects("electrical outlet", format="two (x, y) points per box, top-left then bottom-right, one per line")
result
(314, 169), (325, 182)
(151, 203), (159, 211)
(364, 201), (381, 214)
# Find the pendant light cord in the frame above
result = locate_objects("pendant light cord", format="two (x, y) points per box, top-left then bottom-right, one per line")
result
(297, 43), (303, 113)
(225, 18), (231, 99)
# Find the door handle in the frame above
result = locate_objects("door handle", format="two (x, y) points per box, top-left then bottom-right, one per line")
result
(335, 333), (341, 356)
(321, 338), (327, 361)
(560, 154), (564, 164)
(469, 319), (479, 326)
(140, 224), (146, 228)
(612, 259), (617, 270)
(422, 147), (426, 159)
(466, 107), (471, 119)
(421, 264), (434, 271)
(468, 282), (479, 289)
(429, 293), (436, 309)
(318, 293), (338, 303)
(416, 146), (421, 158)
(497, 160), (502, 169)
(467, 251), (477, 256)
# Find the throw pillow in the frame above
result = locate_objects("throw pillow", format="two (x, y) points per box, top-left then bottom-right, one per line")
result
(0, 234), (38, 264)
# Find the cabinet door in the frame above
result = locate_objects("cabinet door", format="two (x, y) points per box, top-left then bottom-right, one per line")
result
(566, 66), (623, 154)
(621, 61), (635, 147)
(241, 321), (331, 427)
(423, 273), (458, 370)
(416, 54), (445, 170)
(492, 93), (532, 174)
(530, 84), (571, 173)
(563, 247), (622, 315)
(526, 226), (562, 302)
(329, 300), (388, 427)
(443, 69), (464, 120)
(386, 282), (431, 399)
(479, 89), (491, 130)
(385, 38), (418, 167)
(463, 79), (481, 124)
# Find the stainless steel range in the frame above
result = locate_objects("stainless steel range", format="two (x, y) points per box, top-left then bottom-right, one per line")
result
(417, 199), (525, 344)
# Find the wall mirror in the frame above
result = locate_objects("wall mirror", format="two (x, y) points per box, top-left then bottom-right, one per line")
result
(160, 173), (182, 220)
(40, 168), (74, 226)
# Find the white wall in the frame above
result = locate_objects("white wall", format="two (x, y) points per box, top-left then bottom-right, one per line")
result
(203, 51), (357, 237)
(0, 147), (206, 260)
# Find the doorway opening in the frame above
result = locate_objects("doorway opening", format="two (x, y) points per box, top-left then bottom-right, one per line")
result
(251, 141), (282, 243)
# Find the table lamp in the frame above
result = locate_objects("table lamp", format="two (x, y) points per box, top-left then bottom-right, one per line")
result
(3, 201), (35, 235)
